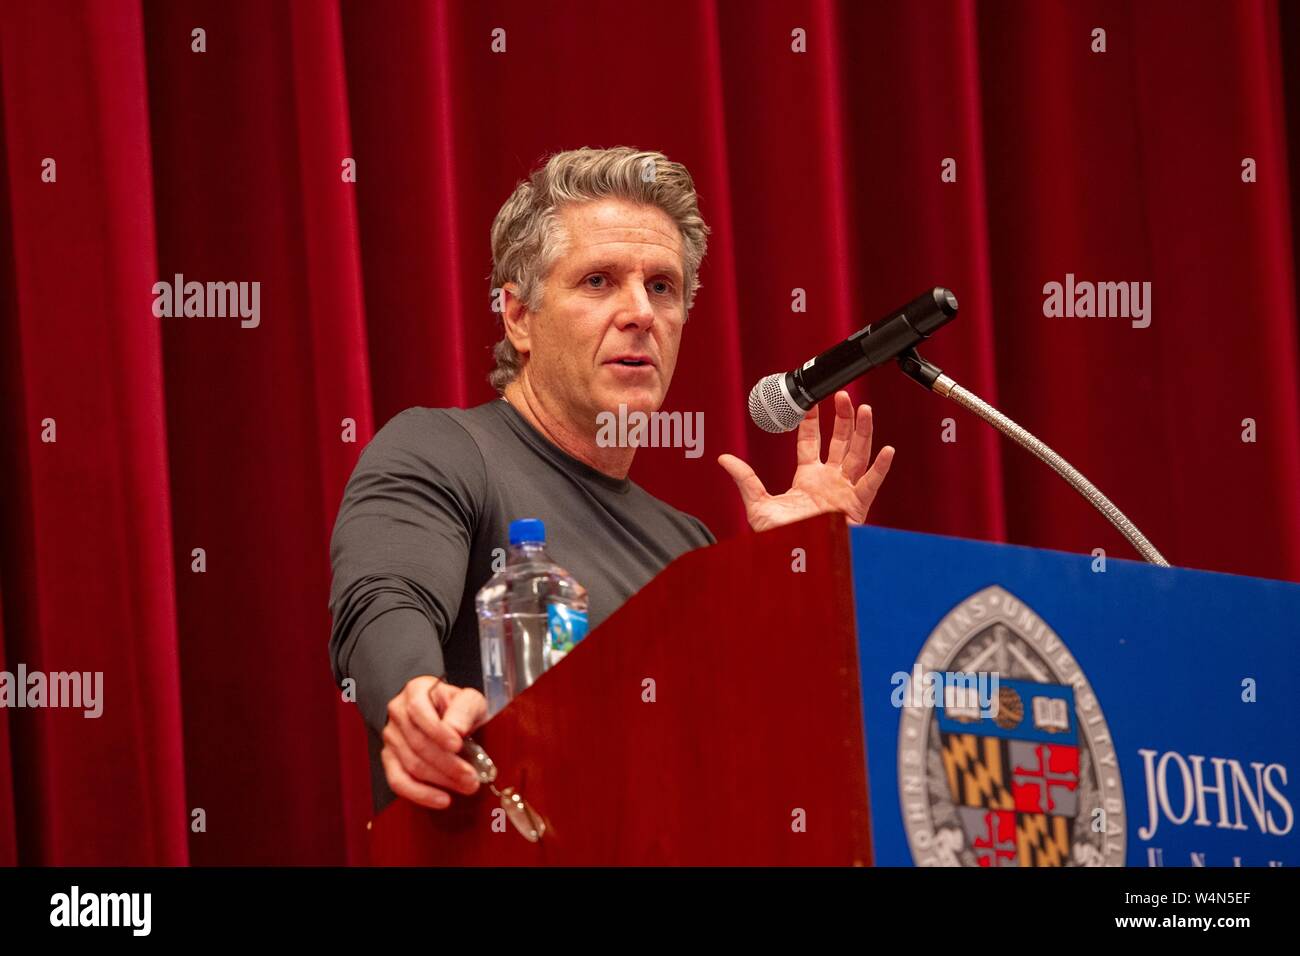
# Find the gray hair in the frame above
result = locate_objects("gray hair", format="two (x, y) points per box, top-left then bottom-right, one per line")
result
(487, 146), (711, 392)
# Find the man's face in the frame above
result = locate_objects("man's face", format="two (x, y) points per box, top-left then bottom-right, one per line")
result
(507, 198), (687, 425)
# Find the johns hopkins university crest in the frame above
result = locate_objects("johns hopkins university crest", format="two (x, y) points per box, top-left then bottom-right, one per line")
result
(898, 586), (1126, 866)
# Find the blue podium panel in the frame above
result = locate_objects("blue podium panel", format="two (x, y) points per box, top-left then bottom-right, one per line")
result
(850, 526), (1299, 868)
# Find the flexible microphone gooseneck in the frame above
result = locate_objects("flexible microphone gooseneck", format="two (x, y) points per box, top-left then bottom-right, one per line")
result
(896, 347), (1169, 566)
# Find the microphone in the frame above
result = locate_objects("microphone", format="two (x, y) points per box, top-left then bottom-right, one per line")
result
(747, 287), (959, 433)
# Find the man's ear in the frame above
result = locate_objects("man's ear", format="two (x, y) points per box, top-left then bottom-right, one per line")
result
(501, 281), (532, 359)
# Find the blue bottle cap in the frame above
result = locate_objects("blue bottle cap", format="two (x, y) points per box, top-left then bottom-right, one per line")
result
(509, 518), (545, 546)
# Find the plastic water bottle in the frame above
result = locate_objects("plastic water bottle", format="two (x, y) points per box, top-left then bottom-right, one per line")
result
(476, 518), (589, 718)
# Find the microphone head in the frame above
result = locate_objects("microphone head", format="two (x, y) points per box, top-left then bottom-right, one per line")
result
(748, 373), (808, 433)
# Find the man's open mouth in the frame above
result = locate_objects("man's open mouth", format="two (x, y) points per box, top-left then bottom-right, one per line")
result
(607, 357), (653, 367)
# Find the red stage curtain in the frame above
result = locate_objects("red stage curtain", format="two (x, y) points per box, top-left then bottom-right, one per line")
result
(0, 0), (1297, 865)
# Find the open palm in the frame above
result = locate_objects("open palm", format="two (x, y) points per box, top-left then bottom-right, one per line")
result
(718, 390), (895, 533)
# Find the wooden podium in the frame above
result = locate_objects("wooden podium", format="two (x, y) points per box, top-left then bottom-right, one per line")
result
(368, 512), (872, 865)
(368, 511), (1300, 867)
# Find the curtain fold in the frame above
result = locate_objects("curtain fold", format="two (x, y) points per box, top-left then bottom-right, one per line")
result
(286, 0), (375, 869)
(0, 0), (1297, 864)
(0, 0), (187, 864)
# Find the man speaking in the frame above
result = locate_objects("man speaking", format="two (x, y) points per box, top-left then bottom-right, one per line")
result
(329, 147), (896, 813)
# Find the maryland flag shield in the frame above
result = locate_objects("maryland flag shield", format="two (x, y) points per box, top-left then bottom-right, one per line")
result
(938, 678), (1079, 867)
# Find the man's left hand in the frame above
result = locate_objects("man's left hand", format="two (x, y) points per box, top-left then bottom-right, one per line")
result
(718, 390), (894, 532)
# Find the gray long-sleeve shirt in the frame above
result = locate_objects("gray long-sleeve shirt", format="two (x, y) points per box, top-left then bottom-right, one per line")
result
(328, 397), (716, 812)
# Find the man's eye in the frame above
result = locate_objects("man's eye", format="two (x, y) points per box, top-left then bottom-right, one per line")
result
(650, 280), (673, 295)
(585, 274), (606, 288)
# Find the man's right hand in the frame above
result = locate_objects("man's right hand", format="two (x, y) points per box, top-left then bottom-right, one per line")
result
(381, 675), (487, 809)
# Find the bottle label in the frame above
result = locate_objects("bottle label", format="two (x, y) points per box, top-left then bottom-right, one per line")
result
(547, 602), (589, 657)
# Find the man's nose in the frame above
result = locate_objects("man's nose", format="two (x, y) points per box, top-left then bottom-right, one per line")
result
(616, 279), (656, 328)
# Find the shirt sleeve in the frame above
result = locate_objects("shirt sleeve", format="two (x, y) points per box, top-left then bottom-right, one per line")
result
(696, 517), (717, 546)
(327, 408), (486, 736)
